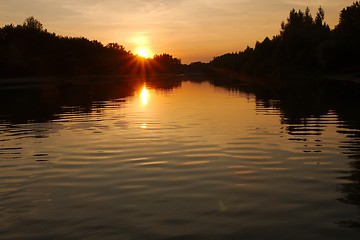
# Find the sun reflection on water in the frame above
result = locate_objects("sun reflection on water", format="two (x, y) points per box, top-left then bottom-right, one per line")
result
(140, 85), (149, 106)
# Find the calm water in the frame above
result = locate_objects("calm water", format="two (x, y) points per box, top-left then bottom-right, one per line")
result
(1, 76), (360, 240)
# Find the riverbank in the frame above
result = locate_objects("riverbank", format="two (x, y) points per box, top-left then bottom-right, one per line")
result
(208, 66), (360, 91)
(0, 74), (185, 90)
(324, 73), (360, 86)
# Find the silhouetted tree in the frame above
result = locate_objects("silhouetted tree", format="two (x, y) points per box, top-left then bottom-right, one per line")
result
(106, 43), (126, 52)
(336, 1), (360, 38)
(185, 61), (209, 73)
(22, 16), (43, 31)
(0, 17), (186, 78)
(209, 5), (343, 84)
(315, 6), (325, 26)
(318, 2), (360, 72)
(151, 54), (182, 73)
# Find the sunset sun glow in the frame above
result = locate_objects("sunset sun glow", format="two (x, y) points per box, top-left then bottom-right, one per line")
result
(137, 47), (152, 58)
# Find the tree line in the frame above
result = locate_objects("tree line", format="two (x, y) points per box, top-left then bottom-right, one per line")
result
(0, 17), (182, 78)
(208, 2), (360, 83)
(1, 2), (359, 82)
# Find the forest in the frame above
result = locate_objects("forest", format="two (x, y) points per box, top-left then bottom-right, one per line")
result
(0, 17), (182, 78)
(1, 2), (360, 85)
(208, 2), (360, 85)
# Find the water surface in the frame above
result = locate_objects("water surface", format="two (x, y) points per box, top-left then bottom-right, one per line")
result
(1, 76), (360, 239)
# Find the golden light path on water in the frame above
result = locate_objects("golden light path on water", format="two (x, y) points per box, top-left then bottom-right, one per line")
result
(140, 84), (149, 106)
(139, 84), (150, 129)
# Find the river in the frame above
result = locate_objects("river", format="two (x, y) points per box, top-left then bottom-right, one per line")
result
(1, 75), (360, 239)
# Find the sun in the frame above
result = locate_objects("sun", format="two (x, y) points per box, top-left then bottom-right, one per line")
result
(137, 47), (152, 58)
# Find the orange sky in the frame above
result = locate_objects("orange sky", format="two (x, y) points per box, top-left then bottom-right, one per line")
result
(0, 0), (355, 63)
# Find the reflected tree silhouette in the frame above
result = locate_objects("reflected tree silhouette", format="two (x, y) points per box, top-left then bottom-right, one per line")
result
(337, 132), (360, 228)
(0, 75), (182, 124)
(335, 94), (360, 229)
(203, 73), (360, 229)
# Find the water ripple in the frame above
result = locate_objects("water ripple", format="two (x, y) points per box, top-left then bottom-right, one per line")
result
(0, 81), (359, 239)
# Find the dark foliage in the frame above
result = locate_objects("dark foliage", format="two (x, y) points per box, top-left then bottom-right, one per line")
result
(184, 61), (209, 73)
(0, 17), (182, 78)
(209, 2), (360, 83)
(324, 1), (360, 71)
(150, 53), (182, 73)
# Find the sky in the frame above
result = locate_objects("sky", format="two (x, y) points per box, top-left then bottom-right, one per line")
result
(0, 0), (356, 63)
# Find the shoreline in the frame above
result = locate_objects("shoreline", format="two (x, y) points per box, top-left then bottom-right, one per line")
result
(1, 71), (360, 92)
(0, 73), (184, 90)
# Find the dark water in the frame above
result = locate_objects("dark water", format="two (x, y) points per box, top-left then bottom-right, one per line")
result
(1, 76), (360, 240)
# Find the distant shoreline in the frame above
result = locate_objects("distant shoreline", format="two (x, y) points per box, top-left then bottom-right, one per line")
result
(0, 73), (187, 90)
